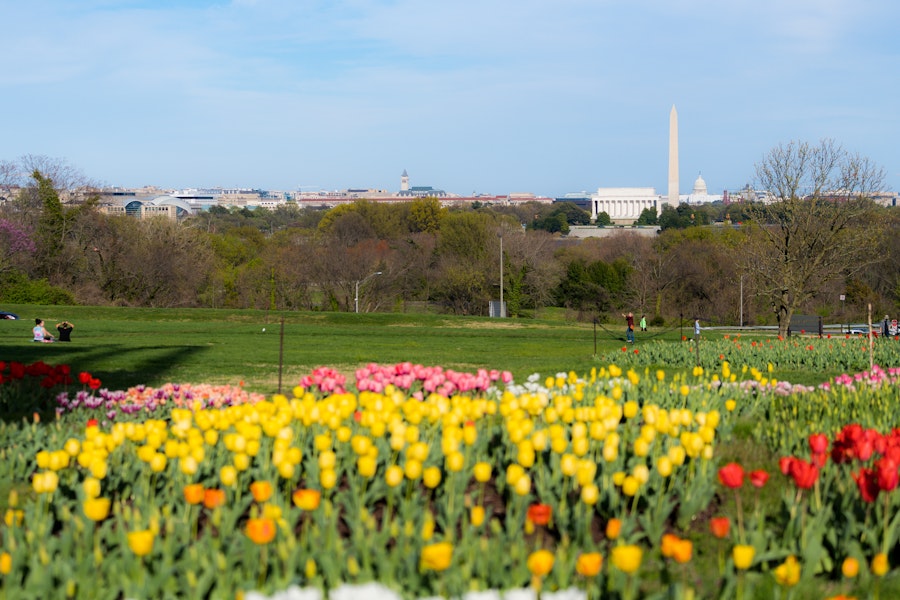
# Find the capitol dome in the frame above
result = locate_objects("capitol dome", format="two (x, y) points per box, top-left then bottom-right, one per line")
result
(691, 174), (708, 196)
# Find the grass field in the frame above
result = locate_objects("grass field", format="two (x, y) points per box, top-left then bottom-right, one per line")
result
(1, 303), (847, 393)
(0, 304), (671, 393)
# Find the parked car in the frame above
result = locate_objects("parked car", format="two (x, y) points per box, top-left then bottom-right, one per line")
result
(848, 326), (869, 335)
(0, 311), (19, 320)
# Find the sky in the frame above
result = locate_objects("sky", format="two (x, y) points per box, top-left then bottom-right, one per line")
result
(1, 0), (898, 197)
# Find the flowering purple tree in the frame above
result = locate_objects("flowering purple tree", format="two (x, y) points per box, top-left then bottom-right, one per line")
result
(0, 218), (36, 274)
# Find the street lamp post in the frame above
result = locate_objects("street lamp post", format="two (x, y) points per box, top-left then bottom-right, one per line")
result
(355, 271), (382, 313)
(499, 231), (504, 317)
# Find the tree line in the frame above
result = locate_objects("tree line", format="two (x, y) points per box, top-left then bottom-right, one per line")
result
(0, 140), (893, 335)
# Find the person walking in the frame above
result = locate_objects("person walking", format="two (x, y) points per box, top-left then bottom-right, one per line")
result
(640, 315), (647, 332)
(623, 312), (635, 343)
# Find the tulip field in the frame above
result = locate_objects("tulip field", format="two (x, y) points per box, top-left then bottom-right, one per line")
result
(4, 332), (900, 598)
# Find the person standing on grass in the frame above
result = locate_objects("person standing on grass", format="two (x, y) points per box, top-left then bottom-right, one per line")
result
(694, 317), (701, 341)
(33, 319), (54, 343)
(623, 312), (635, 343)
(640, 314), (647, 332)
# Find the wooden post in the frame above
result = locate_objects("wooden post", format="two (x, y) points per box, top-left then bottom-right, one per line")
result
(868, 303), (874, 371)
(278, 316), (285, 394)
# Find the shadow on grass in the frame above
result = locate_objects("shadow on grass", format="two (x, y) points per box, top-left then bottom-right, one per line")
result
(0, 343), (210, 422)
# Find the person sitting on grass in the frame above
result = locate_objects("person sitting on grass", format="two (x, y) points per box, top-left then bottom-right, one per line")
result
(33, 318), (54, 343)
(56, 320), (74, 342)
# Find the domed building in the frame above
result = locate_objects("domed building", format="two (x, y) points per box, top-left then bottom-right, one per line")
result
(682, 173), (721, 205)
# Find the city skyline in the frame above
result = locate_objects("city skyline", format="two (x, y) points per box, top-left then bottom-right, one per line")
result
(1, 1), (897, 197)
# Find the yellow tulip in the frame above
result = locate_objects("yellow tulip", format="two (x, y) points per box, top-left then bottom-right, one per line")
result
(446, 451), (465, 472)
(611, 545), (643, 574)
(320, 468), (337, 489)
(422, 466), (441, 489)
(581, 484), (599, 505)
(733, 545), (755, 570)
(220, 465), (238, 487)
(420, 542), (453, 571)
(470, 505), (485, 527)
(83, 497), (111, 522)
(527, 549), (555, 577)
(872, 553), (889, 577)
(621, 476), (640, 497)
(127, 529), (155, 557)
(0, 552), (11, 575)
(83, 477), (101, 499)
(385, 465), (404, 487)
(150, 453), (167, 473)
(773, 555), (800, 587)
(657, 456), (673, 477)
(473, 462), (492, 482)
(357, 455), (377, 478)
(513, 474), (532, 496)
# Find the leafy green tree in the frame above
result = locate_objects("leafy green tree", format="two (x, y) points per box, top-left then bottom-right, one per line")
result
(595, 212), (612, 227)
(408, 198), (446, 233)
(634, 207), (658, 226)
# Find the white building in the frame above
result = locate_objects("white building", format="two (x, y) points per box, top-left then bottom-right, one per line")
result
(590, 187), (661, 222)
(680, 174), (724, 205)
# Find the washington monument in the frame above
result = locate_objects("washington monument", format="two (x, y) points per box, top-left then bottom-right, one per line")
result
(667, 105), (679, 207)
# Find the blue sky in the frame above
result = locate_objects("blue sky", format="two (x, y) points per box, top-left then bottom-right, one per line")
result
(2, 0), (897, 196)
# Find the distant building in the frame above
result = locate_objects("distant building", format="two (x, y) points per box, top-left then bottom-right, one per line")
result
(100, 195), (193, 220)
(590, 187), (661, 222)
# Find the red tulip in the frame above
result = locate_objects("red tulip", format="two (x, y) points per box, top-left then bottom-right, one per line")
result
(811, 452), (828, 468)
(779, 456), (795, 475)
(748, 470), (769, 488)
(853, 468), (879, 502)
(78, 371), (92, 385)
(527, 503), (552, 526)
(789, 459), (819, 489)
(718, 463), (744, 488)
(876, 458), (899, 492)
(808, 433), (828, 455)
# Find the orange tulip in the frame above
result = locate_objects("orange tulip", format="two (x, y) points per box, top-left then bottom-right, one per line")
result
(249, 481), (273, 503)
(661, 533), (680, 558)
(672, 539), (693, 564)
(245, 517), (277, 545)
(292, 488), (321, 511)
(709, 517), (730, 539)
(575, 552), (603, 577)
(183, 483), (205, 505)
(203, 488), (226, 509)
(606, 518), (622, 540)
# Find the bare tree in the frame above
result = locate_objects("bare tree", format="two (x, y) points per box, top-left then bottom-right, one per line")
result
(744, 139), (886, 337)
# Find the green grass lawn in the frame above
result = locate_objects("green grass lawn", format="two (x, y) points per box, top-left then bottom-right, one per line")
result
(0, 303), (844, 394)
(1, 304), (655, 393)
